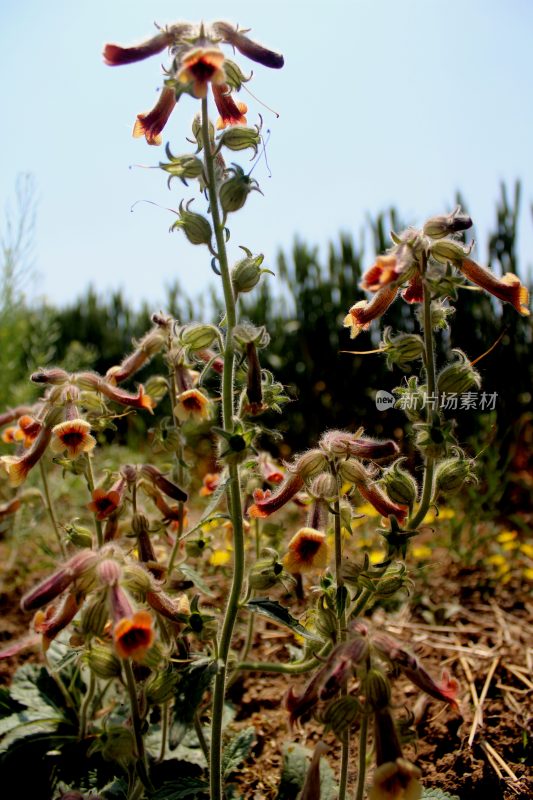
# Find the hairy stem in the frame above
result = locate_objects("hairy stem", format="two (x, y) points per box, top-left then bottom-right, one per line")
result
(201, 94), (246, 800)
(333, 482), (349, 800)
(39, 461), (66, 557)
(84, 453), (103, 548)
(354, 712), (369, 800)
(123, 658), (151, 790)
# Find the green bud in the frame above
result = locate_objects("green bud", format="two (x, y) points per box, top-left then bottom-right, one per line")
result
(309, 472), (337, 500)
(99, 726), (135, 763)
(171, 200), (213, 246)
(219, 165), (261, 214)
(232, 320), (270, 347)
(145, 667), (179, 705)
(364, 668), (391, 711)
(180, 323), (219, 351)
(381, 327), (425, 371)
(191, 113), (214, 153)
(437, 350), (481, 395)
(87, 644), (122, 679)
(338, 459), (368, 486)
(218, 126), (261, 156)
(64, 522), (93, 549)
(143, 376), (169, 403)
(223, 59), (252, 90)
(380, 459), (418, 507)
(185, 537), (208, 558)
(314, 603), (338, 641)
(80, 595), (109, 637)
(435, 455), (476, 495)
(159, 145), (204, 186)
(423, 207), (472, 239)
(321, 696), (361, 737)
(231, 252), (269, 294)
(291, 449), (329, 480)
(248, 553), (284, 591)
(430, 238), (473, 265)
(393, 377), (427, 422)
(415, 299), (455, 332)
(122, 563), (154, 595)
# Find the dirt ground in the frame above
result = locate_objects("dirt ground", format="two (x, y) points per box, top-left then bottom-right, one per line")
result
(1, 540), (532, 800)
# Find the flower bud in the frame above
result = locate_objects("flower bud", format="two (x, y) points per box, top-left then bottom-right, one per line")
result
(219, 165), (260, 214)
(437, 350), (481, 395)
(423, 207), (472, 239)
(309, 473), (337, 500)
(64, 521), (93, 549)
(159, 145), (204, 185)
(435, 455), (476, 495)
(320, 696), (361, 737)
(231, 252), (267, 294)
(80, 595), (109, 637)
(248, 552), (284, 591)
(218, 125), (261, 155)
(122, 562), (154, 595)
(364, 668), (392, 711)
(145, 667), (179, 705)
(99, 726), (136, 763)
(232, 321), (270, 348)
(430, 238), (473, 265)
(30, 367), (69, 385)
(97, 559), (122, 587)
(380, 459), (418, 507)
(374, 564), (413, 598)
(381, 327), (424, 371)
(314, 603), (338, 641)
(171, 200), (213, 246)
(393, 377), (427, 422)
(87, 644), (122, 679)
(290, 449), (329, 480)
(185, 538), (208, 558)
(191, 112), (215, 152)
(179, 323), (219, 351)
(338, 459), (369, 487)
(222, 58), (252, 90)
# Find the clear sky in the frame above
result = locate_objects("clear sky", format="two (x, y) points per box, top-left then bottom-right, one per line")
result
(1, 0), (532, 308)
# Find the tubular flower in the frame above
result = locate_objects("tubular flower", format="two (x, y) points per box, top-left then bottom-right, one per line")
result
(113, 610), (155, 661)
(248, 474), (304, 518)
(358, 484), (407, 524)
(320, 430), (398, 461)
(177, 46), (226, 98)
(0, 405), (35, 428)
(199, 472), (221, 496)
(458, 258), (529, 316)
(133, 86), (177, 146)
(51, 418), (96, 459)
(21, 550), (99, 612)
(370, 707), (422, 800)
(33, 592), (82, 651)
(104, 21), (283, 145)
(344, 287), (399, 339)
(212, 82), (247, 129)
(140, 464), (187, 501)
(17, 415), (41, 447)
(76, 372), (155, 412)
(282, 527), (329, 574)
(361, 256), (402, 291)
(174, 388), (211, 422)
(87, 479), (124, 520)
(1, 426), (21, 444)
(0, 422), (53, 486)
(401, 273), (424, 304)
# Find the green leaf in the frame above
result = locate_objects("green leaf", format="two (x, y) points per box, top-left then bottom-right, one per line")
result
(222, 727), (256, 777)
(170, 660), (216, 749)
(0, 687), (24, 719)
(245, 599), (322, 642)
(178, 563), (215, 597)
(276, 742), (338, 800)
(149, 777), (209, 799)
(421, 789), (461, 800)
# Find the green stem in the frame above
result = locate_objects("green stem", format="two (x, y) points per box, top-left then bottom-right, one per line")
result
(194, 712), (210, 763)
(39, 461), (66, 557)
(79, 669), (96, 740)
(239, 519), (261, 665)
(84, 453), (103, 548)
(237, 643), (331, 674)
(201, 94), (246, 800)
(354, 713), (369, 800)
(333, 485), (349, 800)
(167, 364), (187, 577)
(123, 659), (151, 790)
(158, 700), (170, 762)
(408, 253), (437, 530)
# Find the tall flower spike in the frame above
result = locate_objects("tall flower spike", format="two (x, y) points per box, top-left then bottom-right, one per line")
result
(458, 258), (529, 316)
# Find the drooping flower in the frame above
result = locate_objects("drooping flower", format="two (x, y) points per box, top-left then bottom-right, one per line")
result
(174, 388), (211, 422)
(212, 82), (247, 129)
(132, 86), (177, 146)
(33, 592), (82, 651)
(1, 426), (22, 444)
(358, 483), (407, 525)
(282, 527), (329, 574)
(361, 255), (402, 292)
(87, 479), (124, 520)
(76, 373), (155, 412)
(458, 257), (529, 316)
(51, 418), (96, 459)
(0, 422), (53, 486)
(177, 46), (226, 98)
(21, 550), (99, 612)
(370, 707), (422, 800)
(17, 415), (41, 447)
(344, 287), (399, 339)
(248, 474), (304, 518)
(113, 610), (155, 661)
(199, 472), (221, 496)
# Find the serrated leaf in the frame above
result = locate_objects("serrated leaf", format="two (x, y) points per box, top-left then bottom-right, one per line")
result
(0, 713), (63, 753)
(0, 687), (24, 719)
(276, 742), (338, 800)
(421, 789), (460, 800)
(222, 727), (255, 777)
(246, 599), (322, 642)
(149, 777), (209, 799)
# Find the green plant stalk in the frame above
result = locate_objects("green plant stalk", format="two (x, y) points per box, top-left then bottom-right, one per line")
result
(84, 453), (103, 548)
(333, 490), (349, 800)
(79, 669), (96, 740)
(167, 368), (186, 577)
(39, 460), (66, 557)
(201, 95), (246, 800)
(158, 700), (170, 762)
(123, 658), (151, 790)
(239, 518), (262, 665)
(354, 712), (369, 800)
(194, 711), (211, 763)
(408, 253), (437, 530)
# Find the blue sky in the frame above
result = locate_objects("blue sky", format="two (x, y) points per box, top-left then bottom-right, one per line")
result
(1, 0), (532, 308)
